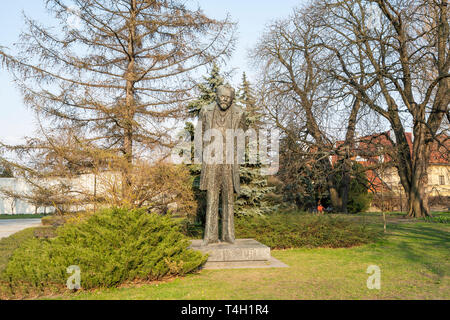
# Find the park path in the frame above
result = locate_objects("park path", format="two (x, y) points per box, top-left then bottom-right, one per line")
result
(0, 219), (42, 239)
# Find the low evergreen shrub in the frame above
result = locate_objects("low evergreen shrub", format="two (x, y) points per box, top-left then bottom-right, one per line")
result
(347, 191), (373, 214)
(0, 208), (207, 296)
(180, 212), (381, 249)
(234, 213), (381, 249)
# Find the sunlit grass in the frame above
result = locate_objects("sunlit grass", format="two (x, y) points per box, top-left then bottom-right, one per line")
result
(52, 220), (449, 300)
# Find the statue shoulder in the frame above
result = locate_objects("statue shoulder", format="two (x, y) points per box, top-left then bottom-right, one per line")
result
(204, 103), (216, 112)
(232, 104), (246, 119)
(199, 103), (216, 118)
(232, 104), (244, 114)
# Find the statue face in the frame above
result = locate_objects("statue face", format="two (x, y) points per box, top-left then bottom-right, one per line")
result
(216, 87), (234, 111)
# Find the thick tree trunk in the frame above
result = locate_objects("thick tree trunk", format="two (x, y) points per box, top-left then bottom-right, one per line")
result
(406, 140), (432, 218)
(302, 100), (343, 212)
(393, 104), (433, 218)
(406, 160), (430, 218)
(339, 97), (361, 213)
(395, 147), (432, 218)
(407, 186), (430, 218)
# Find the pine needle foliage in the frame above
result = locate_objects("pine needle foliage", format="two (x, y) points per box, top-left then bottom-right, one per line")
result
(235, 73), (276, 216)
(0, 207), (207, 296)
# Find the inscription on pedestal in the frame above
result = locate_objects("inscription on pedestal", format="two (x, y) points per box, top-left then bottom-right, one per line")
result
(190, 239), (271, 262)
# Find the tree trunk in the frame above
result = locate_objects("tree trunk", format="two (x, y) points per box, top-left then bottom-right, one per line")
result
(339, 158), (351, 213)
(328, 176), (342, 211)
(122, 0), (137, 203)
(122, 129), (133, 202)
(407, 185), (430, 218)
(407, 163), (431, 218)
(395, 150), (432, 218)
(339, 97), (361, 213)
(406, 138), (431, 218)
(302, 101), (343, 212)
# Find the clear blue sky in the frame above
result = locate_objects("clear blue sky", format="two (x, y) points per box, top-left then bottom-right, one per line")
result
(0, 0), (305, 144)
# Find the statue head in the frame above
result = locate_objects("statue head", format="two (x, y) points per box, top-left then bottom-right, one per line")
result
(216, 84), (235, 111)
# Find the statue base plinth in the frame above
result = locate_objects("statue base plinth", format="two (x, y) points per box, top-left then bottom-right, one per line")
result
(189, 239), (288, 269)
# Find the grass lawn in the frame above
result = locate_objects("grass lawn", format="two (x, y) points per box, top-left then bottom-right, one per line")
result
(0, 214), (49, 220)
(47, 216), (449, 300)
(0, 228), (36, 274)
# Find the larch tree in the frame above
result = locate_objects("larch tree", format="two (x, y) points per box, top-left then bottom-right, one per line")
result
(0, 0), (236, 209)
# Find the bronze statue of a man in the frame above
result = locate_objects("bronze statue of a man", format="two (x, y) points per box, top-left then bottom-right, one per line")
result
(197, 84), (247, 246)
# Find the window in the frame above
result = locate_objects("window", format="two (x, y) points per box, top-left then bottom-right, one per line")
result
(439, 175), (445, 185)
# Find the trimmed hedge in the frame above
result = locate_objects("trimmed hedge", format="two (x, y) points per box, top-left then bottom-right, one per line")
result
(0, 208), (207, 296)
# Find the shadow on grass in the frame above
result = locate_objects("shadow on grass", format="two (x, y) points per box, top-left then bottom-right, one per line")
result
(384, 223), (449, 278)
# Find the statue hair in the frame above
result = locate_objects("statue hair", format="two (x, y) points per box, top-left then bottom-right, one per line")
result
(217, 84), (235, 99)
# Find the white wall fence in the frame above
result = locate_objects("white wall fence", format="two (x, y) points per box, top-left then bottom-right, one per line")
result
(0, 178), (54, 214)
(0, 173), (120, 215)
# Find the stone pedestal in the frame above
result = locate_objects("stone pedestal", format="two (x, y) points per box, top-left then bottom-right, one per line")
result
(189, 239), (288, 269)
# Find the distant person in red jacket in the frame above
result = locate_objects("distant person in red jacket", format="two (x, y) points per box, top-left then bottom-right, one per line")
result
(317, 202), (324, 214)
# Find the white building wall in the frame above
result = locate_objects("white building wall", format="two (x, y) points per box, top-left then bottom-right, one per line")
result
(0, 178), (54, 214)
(0, 172), (121, 215)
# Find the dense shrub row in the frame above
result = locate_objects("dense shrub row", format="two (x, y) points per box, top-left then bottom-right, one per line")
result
(0, 208), (207, 296)
(235, 213), (380, 249)
(182, 212), (381, 249)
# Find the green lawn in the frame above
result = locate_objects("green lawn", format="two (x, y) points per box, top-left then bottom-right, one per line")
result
(0, 214), (49, 220)
(50, 219), (449, 300)
(1, 212), (448, 300)
(0, 228), (36, 274)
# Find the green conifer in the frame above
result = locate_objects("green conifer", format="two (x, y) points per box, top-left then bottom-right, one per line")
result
(187, 63), (225, 118)
(185, 64), (225, 222)
(236, 73), (276, 216)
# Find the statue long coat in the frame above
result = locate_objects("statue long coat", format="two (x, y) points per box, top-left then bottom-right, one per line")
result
(197, 102), (247, 195)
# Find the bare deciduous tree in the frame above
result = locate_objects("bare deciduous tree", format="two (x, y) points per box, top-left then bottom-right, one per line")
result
(251, 5), (368, 212)
(313, 0), (449, 217)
